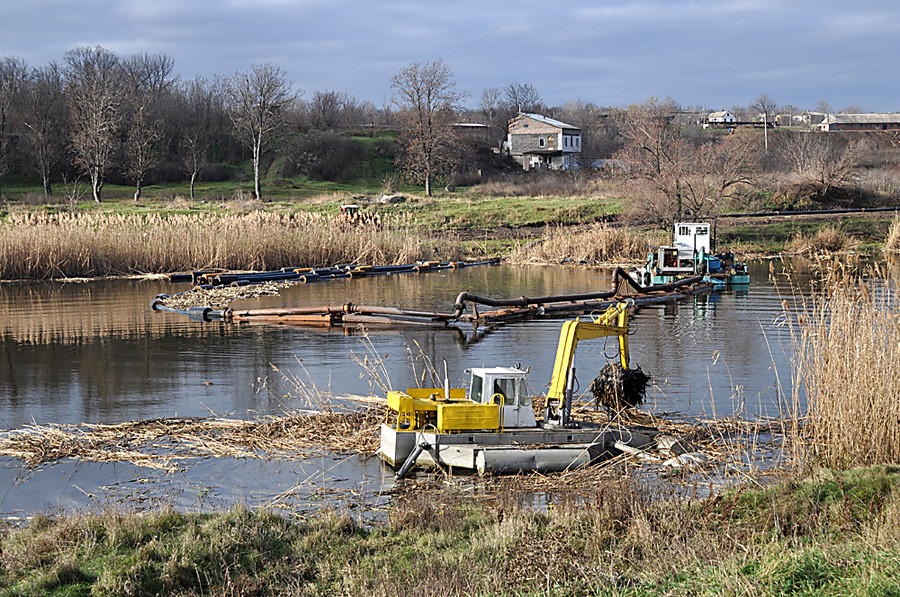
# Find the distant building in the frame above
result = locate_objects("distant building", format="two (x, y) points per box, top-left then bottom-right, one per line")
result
(707, 110), (736, 124)
(506, 113), (581, 171)
(817, 113), (900, 132)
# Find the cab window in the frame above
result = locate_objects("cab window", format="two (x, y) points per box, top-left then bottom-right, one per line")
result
(492, 378), (519, 405)
(470, 374), (483, 403)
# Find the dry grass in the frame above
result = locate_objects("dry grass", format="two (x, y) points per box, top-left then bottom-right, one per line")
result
(885, 216), (900, 252)
(0, 211), (427, 279)
(791, 266), (900, 468)
(786, 225), (857, 255)
(506, 223), (650, 265)
(469, 173), (608, 198)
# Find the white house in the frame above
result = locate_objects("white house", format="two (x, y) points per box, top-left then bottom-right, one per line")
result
(703, 110), (736, 128)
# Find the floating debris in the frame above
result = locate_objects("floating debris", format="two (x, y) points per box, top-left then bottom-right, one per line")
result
(0, 400), (384, 472)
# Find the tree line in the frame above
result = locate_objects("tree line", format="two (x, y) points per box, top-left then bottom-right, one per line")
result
(1, 48), (894, 218)
(0, 46), (401, 204)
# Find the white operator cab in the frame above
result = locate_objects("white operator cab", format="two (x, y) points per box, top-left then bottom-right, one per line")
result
(653, 222), (713, 276)
(467, 367), (537, 428)
(673, 222), (712, 253)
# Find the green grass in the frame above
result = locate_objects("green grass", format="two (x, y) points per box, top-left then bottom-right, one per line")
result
(2, 467), (899, 596)
(719, 216), (896, 254)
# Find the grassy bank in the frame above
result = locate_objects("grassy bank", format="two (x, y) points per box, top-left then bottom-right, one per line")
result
(2, 466), (898, 596)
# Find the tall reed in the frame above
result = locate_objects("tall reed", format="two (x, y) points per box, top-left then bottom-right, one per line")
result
(885, 215), (900, 252)
(787, 225), (856, 255)
(792, 266), (900, 468)
(0, 212), (427, 279)
(507, 223), (650, 265)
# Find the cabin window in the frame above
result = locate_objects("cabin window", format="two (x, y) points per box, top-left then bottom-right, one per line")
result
(470, 375), (483, 403)
(517, 379), (530, 406)
(492, 378), (519, 406)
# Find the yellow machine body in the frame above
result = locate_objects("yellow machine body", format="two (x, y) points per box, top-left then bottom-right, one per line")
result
(387, 387), (500, 433)
(384, 302), (631, 433)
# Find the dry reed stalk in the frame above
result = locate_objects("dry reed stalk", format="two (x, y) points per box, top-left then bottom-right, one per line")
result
(506, 224), (649, 266)
(885, 216), (900, 252)
(787, 225), (857, 255)
(0, 212), (427, 279)
(792, 267), (900, 468)
(0, 406), (385, 471)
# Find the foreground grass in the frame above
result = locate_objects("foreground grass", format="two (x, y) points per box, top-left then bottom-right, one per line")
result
(2, 466), (899, 596)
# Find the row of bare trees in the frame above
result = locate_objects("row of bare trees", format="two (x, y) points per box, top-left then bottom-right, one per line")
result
(0, 47), (401, 204)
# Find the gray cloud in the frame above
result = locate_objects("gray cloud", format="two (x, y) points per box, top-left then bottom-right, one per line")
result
(1, 0), (897, 111)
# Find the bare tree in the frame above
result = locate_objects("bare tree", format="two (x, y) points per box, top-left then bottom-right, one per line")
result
(179, 76), (220, 200)
(222, 63), (297, 200)
(121, 53), (176, 201)
(815, 100), (832, 114)
(557, 100), (618, 168)
(0, 56), (28, 203)
(751, 94), (777, 153)
(307, 90), (362, 131)
(391, 59), (466, 197)
(479, 87), (501, 126)
(614, 98), (757, 221)
(21, 63), (68, 196)
(777, 131), (863, 194)
(503, 82), (543, 113)
(65, 46), (125, 203)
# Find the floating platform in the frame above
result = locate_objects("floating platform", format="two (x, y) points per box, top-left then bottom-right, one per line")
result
(379, 423), (654, 475)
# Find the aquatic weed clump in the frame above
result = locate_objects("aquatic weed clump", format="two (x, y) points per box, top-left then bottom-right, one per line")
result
(589, 362), (650, 413)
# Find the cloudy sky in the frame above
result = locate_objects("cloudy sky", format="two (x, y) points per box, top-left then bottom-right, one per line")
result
(1, 0), (898, 112)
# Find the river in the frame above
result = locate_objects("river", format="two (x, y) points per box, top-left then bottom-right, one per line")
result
(0, 261), (806, 516)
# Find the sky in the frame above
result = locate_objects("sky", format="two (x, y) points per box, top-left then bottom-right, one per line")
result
(1, 0), (898, 113)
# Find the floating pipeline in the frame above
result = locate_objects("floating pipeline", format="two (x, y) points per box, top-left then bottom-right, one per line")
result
(171, 259), (499, 288)
(151, 266), (712, 328)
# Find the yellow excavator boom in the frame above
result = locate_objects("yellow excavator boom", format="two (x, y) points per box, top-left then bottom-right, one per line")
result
(546, 301), (631, 404)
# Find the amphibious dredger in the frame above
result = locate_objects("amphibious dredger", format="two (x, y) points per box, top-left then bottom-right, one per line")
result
(633, 222), (750, 288)
(379, 300), (653, 477)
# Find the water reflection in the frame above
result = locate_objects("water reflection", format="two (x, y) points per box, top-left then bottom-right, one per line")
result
(0, 261), (813, 514)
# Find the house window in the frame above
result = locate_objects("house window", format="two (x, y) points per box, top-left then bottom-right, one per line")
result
(539, 138), (545, 148)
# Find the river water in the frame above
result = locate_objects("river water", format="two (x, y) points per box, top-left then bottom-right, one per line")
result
(0, 261), (807, 516)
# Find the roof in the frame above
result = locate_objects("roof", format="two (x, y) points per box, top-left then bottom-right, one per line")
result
(514, 112), (580, 131)
(708, 110), (733, 118)
(822, 113), (900, 125)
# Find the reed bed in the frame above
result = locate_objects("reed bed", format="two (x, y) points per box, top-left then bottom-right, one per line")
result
(786, 225), (857, 255)
(0, 403), (385, 472)
(506, 223), (650, 266)
(792, 266), (900, 468)
(0, 211), (427, 279)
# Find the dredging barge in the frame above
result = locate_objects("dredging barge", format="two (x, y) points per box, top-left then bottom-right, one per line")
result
(379, 300), (665, 477)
